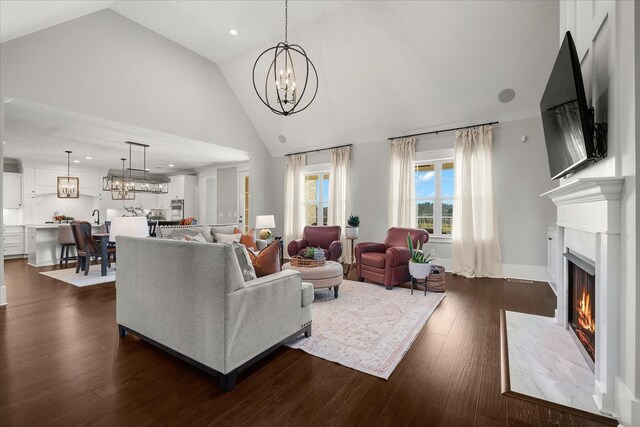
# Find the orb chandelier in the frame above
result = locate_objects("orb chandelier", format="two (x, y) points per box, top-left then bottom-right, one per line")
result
(252, 0), (318, 116)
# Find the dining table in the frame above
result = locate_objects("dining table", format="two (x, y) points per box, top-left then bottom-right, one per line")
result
(92, 233), (112, 277)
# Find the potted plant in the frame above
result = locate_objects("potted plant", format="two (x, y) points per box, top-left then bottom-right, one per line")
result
(345, 214), (360, 239)
(407, 232), (435, 279)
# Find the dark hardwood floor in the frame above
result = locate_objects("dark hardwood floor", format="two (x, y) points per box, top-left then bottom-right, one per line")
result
(0, 259), (611, 426)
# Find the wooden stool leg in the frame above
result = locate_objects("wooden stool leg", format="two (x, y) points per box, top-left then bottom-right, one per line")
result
(59, 245), (65, 267)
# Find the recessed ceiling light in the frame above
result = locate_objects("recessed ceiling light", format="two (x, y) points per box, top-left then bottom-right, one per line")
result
(2, 141), (5, 144)
(278, 135), (287, 144)
(229, 29), (238, 36)
(168, 164), (175, 167)
(73, 160), (80, 163)
(85, 156), (92, 160)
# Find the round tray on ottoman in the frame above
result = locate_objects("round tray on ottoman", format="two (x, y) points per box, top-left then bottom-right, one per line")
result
(283, 260), (344, 298)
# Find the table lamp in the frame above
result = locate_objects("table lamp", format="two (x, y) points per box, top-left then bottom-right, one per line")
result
(255, 215), (276, 240)
(109, 216), (149, 242)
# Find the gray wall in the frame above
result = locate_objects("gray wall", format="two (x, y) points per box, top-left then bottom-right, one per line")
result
(0, 9), (275, 222)
(217, 167), (238, 224)
(273, 117), (557, 270)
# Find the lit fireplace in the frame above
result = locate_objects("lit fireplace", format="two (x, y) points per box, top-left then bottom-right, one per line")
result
(565, 252), (596, 367)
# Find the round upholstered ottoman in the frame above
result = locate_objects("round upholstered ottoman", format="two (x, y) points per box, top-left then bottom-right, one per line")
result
(282, 260), (344, 298)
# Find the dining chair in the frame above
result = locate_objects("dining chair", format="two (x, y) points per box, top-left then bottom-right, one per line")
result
(70, 221), (116, 276)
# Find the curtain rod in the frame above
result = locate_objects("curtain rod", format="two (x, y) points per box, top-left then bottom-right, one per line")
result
(285, 143), (353, 157)
(387, 121), (499, 141)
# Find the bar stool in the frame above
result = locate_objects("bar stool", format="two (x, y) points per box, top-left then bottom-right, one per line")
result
(57, 225), (77, 267)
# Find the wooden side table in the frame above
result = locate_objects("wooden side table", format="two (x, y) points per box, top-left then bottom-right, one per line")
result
(344, 237), (358, 279)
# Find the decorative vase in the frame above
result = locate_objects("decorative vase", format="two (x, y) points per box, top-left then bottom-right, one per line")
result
(409, 261), (432, 279)
(314, 247), (325, 261)
(345, 227), (359, 239)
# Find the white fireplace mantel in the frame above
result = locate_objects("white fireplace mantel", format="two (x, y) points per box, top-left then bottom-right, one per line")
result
(541, 176), (624, 416)
(541, 177), (625, 234)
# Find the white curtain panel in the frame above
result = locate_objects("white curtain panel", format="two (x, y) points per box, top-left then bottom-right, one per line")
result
(284, 154), (307, 245)
(388, 137), (416, 228)
(328, 146), (352, 263)
(451, 125), (503, 278)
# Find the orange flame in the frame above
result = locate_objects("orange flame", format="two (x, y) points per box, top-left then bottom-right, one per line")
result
(577, 289), (595, 333)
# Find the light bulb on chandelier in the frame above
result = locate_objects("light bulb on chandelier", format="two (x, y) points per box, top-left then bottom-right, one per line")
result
(252, 0), (318, 116)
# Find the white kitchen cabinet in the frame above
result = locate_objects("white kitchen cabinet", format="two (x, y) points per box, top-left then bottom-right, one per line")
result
(3, 225), (25, 257)
(34, 169), (58, 195)
(165, 175), (197, 218)
(3, 173), (22, 209)
(170, 175), (185, 200)
(157, 191), (172, 210)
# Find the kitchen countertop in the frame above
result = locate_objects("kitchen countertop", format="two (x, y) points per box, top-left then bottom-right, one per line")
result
(24, 224), (103, 229)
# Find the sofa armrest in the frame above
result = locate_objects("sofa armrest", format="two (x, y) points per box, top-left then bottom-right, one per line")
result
(356, 242), (386, 254)
(386, 246), (411, 267)
(225, 269), (307, 371)
(255, 239), (268, 251)
(287, 239), (308, 257)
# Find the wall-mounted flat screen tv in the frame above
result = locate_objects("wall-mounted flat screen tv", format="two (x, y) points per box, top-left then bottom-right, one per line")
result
(540, 31), (604, 180)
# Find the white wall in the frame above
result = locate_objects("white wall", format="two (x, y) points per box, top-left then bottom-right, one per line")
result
(0, 8), (275, 229)
(273, 117), (556, 279)
(559, 0), (638, 424)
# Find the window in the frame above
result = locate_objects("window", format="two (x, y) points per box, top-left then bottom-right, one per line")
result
(415, 158), (454, 237)
(305, 172), (329, 226)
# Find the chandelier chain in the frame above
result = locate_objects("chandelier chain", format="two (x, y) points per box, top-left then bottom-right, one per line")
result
(284, 0), (288, 43)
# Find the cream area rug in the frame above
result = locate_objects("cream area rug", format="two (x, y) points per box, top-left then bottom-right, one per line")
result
(286, 280), (445, 379)
(39, 265), (116, 287)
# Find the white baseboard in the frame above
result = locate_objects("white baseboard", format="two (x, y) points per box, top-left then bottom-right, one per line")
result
(615, 376), (640, 427)
(436, 259), (550, 283)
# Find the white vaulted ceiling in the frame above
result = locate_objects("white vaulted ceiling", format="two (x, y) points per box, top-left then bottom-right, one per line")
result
(0, 1), (559, 157)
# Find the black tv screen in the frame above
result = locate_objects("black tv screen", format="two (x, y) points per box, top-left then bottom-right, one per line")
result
(540, 31), (597, 180)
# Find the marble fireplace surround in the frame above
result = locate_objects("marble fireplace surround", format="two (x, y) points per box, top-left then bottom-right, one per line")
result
(542, 177), (625, 416)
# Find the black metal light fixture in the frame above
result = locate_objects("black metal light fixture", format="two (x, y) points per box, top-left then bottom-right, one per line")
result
(102, 142), (169, 195)
(111, 158), (135, 201)
(252, 0), (318, 116)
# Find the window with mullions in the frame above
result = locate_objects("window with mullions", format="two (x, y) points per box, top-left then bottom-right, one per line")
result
(304, 172), (329, 226)
(415, 160), (454, 236)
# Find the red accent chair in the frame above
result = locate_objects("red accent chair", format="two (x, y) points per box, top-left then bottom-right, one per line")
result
(355, 227), (429, 289)
(287, 226), (343, 261)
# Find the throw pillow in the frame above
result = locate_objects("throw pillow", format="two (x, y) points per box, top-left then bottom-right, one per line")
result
(232, 243), (257, 282)
(215, 233), (242, 244)
(233, 227), (257, 250)
(248, 241), (281, 278)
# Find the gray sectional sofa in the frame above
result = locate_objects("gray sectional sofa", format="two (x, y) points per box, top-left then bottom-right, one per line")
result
(116, 236), (313, 391)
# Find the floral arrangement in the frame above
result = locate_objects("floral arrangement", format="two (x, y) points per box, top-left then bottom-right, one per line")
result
(53, 212), (75, 223)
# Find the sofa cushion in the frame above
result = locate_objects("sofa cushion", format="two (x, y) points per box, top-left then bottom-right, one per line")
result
(232, 243), (257, 282)
(361, 252), (386, 269)
(216, 233), (242, 244)
(248, 242), (281, 278)
(301, 281), (314, 307)
(169, 226), (214, 243)
(210, 225), (237, 238)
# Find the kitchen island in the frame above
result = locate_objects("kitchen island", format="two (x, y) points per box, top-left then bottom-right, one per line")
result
(26, 224), (102, 267)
